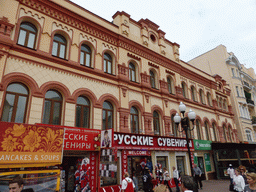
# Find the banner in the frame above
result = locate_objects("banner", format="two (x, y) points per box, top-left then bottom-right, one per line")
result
(0, 122), (64, 168)
(113, 132), (194, 151)
(194, 140), (212, 150)
(205, 153), (211, 172)
(64, 127), (100, 151)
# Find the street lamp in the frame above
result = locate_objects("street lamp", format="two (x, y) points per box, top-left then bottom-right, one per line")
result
(174, 102), (196, 175)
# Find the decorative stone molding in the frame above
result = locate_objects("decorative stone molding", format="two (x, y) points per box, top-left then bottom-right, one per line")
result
(118, 63), (129, 82)
(119, 108), (130, 133)
(127, 53), (141, 61)
(140, 72), (150, 88)
(0, 17), (15, 36)
(121, 87), (127, 97)
(148, 62), (159, 68)
(159, 79), (169, 95)
(145, 94), (150, 103)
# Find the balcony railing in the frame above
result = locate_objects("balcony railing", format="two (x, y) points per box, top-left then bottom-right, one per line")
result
(246, 98), (255, 105)
(243, 81), (251, 89)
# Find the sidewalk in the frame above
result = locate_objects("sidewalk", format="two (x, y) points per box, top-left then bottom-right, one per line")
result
(171, 179), (230, 192)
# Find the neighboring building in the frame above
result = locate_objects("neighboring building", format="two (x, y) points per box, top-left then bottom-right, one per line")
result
(0, 0), (237, 190)
(188, 45), (256, 178)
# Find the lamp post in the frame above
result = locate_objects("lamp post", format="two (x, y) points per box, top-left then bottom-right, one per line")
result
(174, 102), (196, 176)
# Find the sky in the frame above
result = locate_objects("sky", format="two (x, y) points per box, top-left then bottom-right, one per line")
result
(70, 0), (256, 72)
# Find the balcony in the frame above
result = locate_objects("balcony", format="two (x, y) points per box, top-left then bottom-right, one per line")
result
(243, 81), (251, 90)
(246, 98), (255, 106)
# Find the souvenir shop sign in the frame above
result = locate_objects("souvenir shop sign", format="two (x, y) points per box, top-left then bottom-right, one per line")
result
(113, 132), (194, 151)
(0, 122), (64, 168)
(64, 127), (100, 151)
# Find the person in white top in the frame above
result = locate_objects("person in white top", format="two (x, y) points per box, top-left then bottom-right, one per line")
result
(121, 172), (135, 192)
(180, 175), (194, 192)
(162, 167), (172, 192)
(172, 166), (180, 192)
(227, 164), (235, 184)
(233, 168), (245, 192)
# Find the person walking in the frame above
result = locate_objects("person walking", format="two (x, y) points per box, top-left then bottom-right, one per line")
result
(193, 164), (202, 190)
(132, 171), (139, 192)
(172, 166), (180, 192)
(163, 167), (172, 192)
(244, 172), (256, 192)
(227, 164), (235, 185)
(239, 165), (248, 184)
(233, 168), (245, 192)
(143, 167), (153, 192)
(121, 172), (135, 192)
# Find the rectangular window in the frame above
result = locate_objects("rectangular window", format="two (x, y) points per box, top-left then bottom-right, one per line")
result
(80, 52), (84, 65)
(236, 86), (240, 97)
(231, 68), (235, 77)
(86, 53), (90, 67)
(14, 96), (27, 123)
(52, 42), (58, 56)
(59, 44), (65, 59)
(27, 33), (35, 48)
(240, 87), (244, 97)
(17, 29), (26, 46)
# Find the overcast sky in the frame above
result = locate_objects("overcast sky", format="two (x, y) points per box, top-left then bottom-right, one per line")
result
(70, 0), (256, 72)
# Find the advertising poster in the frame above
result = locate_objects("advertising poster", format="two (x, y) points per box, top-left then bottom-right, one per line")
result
(101, 129), (112, 148)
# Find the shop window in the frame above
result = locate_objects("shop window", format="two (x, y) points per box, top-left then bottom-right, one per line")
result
(76, 96), (90, 128)
(199, 89), (205, 104)
(42, 90), (62, 125)
(167, 77), (174, 94)
(156, 156), (167, 174)
(191, 86), (197, 101)
(196, 120), (201, 140)
(181, 82), (188, 98)
(130, 106), (139, 133)
(153, 111), (160, 135)
(17, 22), (37, 49)
(100, 149), (118, 186)
(150, 70), (156, 88)
(129, 62), (136, 82)
(204, 122), (210, 140)
(80, 44), (92, 67)
(104, 53), (113, 74)
(102, 101), (113, 130)
(52, 34), (67, 59)
(2, 83), (29, 123)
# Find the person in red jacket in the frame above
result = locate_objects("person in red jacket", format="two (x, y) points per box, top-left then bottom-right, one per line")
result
(121, 172), (135, 192)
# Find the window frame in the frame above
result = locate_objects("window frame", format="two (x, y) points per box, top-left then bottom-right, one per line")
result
(167, 77), (174, 94)
(130, 106), (139, 133)
(1, 83), (29, 123)
(204, 122), (210, 140)
(104, 53), (113, 74)
(80, 44), (92, 67)
(129, 62), (136, 82)
(75, 96), (90, 128)
(199, 89), (205, 104)
(196, 120), (201, 140)
(17, 22), (37, 49)
(150, 70), (156, 88)
(153, 111), (160, 135)
(52, 34), (67, 59)
(102, 101), (114, 130)
(191, 86), (197, 101)
(207, 92), (212, 106)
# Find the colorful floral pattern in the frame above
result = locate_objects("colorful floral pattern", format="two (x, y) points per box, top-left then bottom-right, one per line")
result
(1, 124), (64, 153)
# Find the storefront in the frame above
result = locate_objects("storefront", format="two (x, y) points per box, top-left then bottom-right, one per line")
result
(99, 132), (194, 191)
(193, 140), (215, 180)
(212, 142), (256, 179)
(0, 122), (65, 191)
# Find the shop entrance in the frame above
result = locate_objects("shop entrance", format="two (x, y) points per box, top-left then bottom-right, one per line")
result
(176, 156), (185, 176)
(198, 157), (206, 180)
(128, 156), (152, 191)
(62, 154), (90, 192)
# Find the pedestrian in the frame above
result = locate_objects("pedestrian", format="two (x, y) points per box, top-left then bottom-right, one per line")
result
(244, 172), (256, 192)
(193, 164), (202, 190)
(180, 175), (194, 192)
(233, 168), (245, 192)
(163, 167), (172, 192)
(132, 171), (139, 192)
(239, 165), (248, 184)
(143, 167), (153, 192)
(121, 172), (135, 192)
(172, 166), (180, 192)
(227, 164), (235, 185)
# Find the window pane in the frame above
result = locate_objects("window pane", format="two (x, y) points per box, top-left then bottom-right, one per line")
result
(54, 35), (66, 44)
(76, 105), (82, 127)
(52, 102), (61, 125)
(21, 23), (36, 32)
(134, 115), (139, 133)
(14, 96), (27, 123)
(130, 115), (134, 132)
(103, 101), (113, 110)
(45, 90), (62, 100)
(59, 44), (65, 59)
(27, 33), (35, 48)
(7, 83), (28, 94)
(18, 30), (26, 46)
(102, 110), (106, 130)
(77, 96), (89, 105)
(131, 70), (135, 81)
(80, 52), (84, 65)
(107, 111), (113, 128)
(107, 61), (112, 73)
(83, 107), (89, 128)
(130, 107), (138, 114)
(104, 60), (107, 72)
(86, 53), (91, 67)
(42, 100), (51, 124)
(2, 94), (15, 122)
(52, 42), (58, 56)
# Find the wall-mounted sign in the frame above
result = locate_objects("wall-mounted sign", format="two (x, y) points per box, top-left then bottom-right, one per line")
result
(194, 140), (212, 150)
(0, 122), (64, 168)
(113, 132), (194, 151)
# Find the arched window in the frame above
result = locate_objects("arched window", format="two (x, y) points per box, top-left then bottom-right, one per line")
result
(212, 123), (217, 141)
(167, 77), (174, 94)
(130, 107), (139, 133)
(228, 126), (233, 142)
(181, 82), (188, 98)
(76, 96), (90, 128)
(102, 101), (113, 130)
(191, 86), (197, 101)
(80, 44), (92, 67)
(42, 90), (62, 125)
(104, 53), (113, 74)
(196, 120), (201, 140)
(129, 63), (136, 82)
(204, 122), (210, 140)
(207, 92), (212, 106)
(150, 70), (156, 88)
(171, 114), (178, 137)
(199, 89), (205, 104)
(52, 34), (67, 59)
(223, 125), (227, 142)
(2, 83), (29, 123)
(153, 111), (160, 135)
(18, 22), (37, 49)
